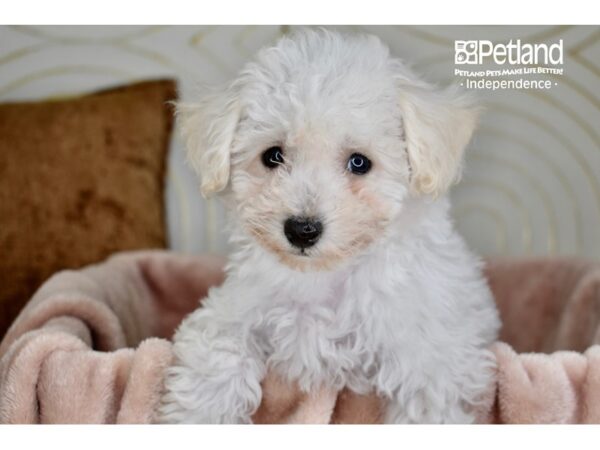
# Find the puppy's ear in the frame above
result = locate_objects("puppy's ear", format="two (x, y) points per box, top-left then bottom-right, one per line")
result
(396, 76), (480, 197)
(176, 85), (241, 197)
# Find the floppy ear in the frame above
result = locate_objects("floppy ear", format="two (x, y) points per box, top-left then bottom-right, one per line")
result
(396, 79), (480, 197)
(176, 85), (241, 197)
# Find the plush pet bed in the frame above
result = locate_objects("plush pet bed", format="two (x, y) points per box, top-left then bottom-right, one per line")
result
(1, 251), (600, 424)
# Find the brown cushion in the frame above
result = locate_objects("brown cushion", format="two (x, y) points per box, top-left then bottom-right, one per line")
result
(0, 79), (177, 338)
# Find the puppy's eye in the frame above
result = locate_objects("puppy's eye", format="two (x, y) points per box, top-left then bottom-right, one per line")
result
(261, 146), (284, 169)
(346, 153), (372, 175)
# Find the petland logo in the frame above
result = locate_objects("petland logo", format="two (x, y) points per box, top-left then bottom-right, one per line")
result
(455, 40), (564, 65)
(454, 39), (565, 91)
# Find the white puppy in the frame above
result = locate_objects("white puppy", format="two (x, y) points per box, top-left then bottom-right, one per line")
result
(158, 29), (500, 424)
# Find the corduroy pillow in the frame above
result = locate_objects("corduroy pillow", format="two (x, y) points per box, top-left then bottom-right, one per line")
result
(0, 79), (177, 338)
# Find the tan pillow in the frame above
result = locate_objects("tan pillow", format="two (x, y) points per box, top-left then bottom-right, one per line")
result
(0, 79), (177, 338)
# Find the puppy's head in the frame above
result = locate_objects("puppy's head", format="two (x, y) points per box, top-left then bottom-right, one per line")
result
(179, 29), (479, 271)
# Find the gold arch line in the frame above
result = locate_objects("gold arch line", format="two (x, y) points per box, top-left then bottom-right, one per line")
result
(205, 197), (219, 253)
(0, 41), (191, 80)
(546, 72), (600, 112)
(7, 25), (170, 45)
(411, 52), (600, 114)
(525, 88), (600, 149)
(0, 43), (48, 66)
(478, 125), (584, 253)
(0, 65), (131, 97)
(167, 164), (193, 253)
(469, 152), (558, 254)
(394, 25), (573, 48)
(402, 30), (600, 150)
(232, 25), (261, 59)
(234, 25), (287, 59)
(453, 178), (533, 252)
(113, 42), (193, 77)
(568, 28), (600, 78)
(569, 27), (600, 54)
(453, 203), (509, 253)
(487, 102), (600, 221)
(412, 82), (600, 197)
(434, 71), (600, 151)
(188, 28), (236, 76)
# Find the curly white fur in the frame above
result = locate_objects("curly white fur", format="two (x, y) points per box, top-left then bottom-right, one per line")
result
(158, 28), (500, 424)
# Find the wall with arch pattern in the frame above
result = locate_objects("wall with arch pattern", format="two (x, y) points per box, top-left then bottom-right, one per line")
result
(1, 25), (598, 259)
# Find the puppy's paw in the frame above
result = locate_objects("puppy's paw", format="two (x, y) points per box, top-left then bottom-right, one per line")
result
(157, 362), (263, 424)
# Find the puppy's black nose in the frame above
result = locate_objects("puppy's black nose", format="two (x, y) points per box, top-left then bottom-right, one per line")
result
(284, 217), (323, 249)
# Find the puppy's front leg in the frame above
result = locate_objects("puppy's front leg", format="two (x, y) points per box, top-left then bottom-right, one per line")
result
(384, 390), (476, 424)
(380, 351), (495, 424)
(157, 307), (265, 424)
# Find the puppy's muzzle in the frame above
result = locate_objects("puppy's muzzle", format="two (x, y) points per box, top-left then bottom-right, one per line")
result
(284, 217), (323, 249)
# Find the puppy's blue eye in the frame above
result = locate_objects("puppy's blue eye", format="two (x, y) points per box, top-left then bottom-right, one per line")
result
(346, 153), (372, 175)
(262, 146), (284, 169)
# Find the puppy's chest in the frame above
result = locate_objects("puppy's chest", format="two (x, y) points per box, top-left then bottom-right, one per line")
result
(252, 286), (384, 386)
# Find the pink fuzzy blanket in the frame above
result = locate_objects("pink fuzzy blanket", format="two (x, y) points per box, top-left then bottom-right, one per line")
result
(1, 251), (600, 424)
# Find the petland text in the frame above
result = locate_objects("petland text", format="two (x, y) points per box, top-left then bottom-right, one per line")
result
(455, 40), (563, 65)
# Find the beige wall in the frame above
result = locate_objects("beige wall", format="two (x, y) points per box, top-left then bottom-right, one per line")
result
(1, 25), (598, 259)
